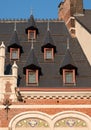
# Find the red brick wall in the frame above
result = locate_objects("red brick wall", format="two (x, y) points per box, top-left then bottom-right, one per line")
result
(1, 108), (91, 127)
(0, 98), (91, 127)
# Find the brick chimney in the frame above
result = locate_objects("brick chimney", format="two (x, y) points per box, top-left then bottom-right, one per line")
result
(58, 0), (83, 37)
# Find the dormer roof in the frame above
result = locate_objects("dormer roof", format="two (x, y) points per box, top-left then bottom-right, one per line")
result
(60, 49), (78, 74)
(8, 30), (23, 53)
(23, 44), (42, 75)
(25, 14), (39, 34)
(41, 30), (56, 53)
(28, 15), (36, 28)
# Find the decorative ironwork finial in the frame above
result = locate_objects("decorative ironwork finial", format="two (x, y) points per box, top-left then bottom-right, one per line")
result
(31, 38), (34, 49)
(47, 20), (50, 31)
(30, 8), (33, 15)
(3, 99), (11, 120)
(67, 37), (70, 50)
(14, 22), (16, 31)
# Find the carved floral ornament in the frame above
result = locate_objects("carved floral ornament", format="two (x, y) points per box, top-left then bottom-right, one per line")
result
(16, 117), (87, 128)
(54, 117), (87, 127)
(16, 118), (49, 128)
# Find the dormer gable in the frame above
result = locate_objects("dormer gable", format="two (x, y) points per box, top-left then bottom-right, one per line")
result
(60, 49), (77, 74)
(7, 24), (23, 60)
(25, 15), (39, 40)
(23, 41), (42, 86)
(59, 39), (78, 85)
(41, 30), (56, 53)
(23, 47), (41, 75)
(41, 22), (56, 61)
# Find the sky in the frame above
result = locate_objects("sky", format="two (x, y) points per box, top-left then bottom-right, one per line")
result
(0, 0), (91, 19)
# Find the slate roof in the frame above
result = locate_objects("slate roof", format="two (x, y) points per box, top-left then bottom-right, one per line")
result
(28, 14), (37, 28)
(41, 29), (56, 53)
(25, 14), (39, 34)
(9, 30), (20, 45)
(23, 43), (42, 75)
(0, 17), (91, 88)
(75, 10), (91, 33)
(7, 30), (23, 53)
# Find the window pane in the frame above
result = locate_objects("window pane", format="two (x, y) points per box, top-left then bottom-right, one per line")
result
(46, 50), (52, 59)
(12, 50), (18, 59)
(65, 71), (73, 83)
(29, 32), (34, 39)
(28, 71), (36, 83)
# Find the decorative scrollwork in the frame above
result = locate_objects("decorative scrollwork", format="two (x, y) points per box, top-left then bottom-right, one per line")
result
(54, 117), (87, 127)
(16, 118), (49, 128)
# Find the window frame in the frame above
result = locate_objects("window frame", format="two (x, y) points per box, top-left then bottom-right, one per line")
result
(28, 30), (36, 40)
(10, 48), (20, 60)
(44, 48), (54, 60)
(26, 69), (38, 86)
(63, 69), (76, 85)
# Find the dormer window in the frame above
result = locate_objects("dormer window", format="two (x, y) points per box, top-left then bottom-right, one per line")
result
(44, 48), (54, 60)
(8, 30), (23, 60)
(41, 29), (56, 61)
(26, 69), (38, 86)
(10, 48), (20, 60)
(59, 48), (77, 86)
(25, 15), (39, 40)
(63, 69), (76, 85)
(28, 30), (36, 40)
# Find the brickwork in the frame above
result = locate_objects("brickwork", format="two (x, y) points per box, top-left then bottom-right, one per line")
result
(0, 1), (91, 129)
(1, 107), (91, 127)
(0, 97), (91, 127)
(10, 98), (91, 105)
(58, 0), (70, 21)
(58, 0), (83, 36)
(4, 81), (12, 101)
(70, 0), (83, 15)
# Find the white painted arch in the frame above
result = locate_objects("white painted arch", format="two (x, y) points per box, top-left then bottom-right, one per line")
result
(52, 111), (91, 129)
(9, 111), (91, 130)
(9, 111), (51, 130)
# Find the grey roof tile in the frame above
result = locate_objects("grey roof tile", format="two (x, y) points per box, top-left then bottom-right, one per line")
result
(41, 30), (56, 52)
(8, 30), (20, 46)
(23, 44), (42, 75)
(60, 48), (78, 74)
(75, 10), (91, 33)
(7, 30), (23, 53)
(25, 15), (39, 34)
(28, 15), (37, 28)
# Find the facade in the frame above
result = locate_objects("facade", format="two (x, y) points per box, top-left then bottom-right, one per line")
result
(0, 0), (91, 130)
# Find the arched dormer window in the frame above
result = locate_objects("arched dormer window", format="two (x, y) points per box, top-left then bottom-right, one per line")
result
(25, 15), (39, 40)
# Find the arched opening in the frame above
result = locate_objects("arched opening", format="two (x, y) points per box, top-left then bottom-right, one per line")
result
(53, 111), (91, 130)
(9, 111), (91, 130)
(9, 111), (51, 130)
